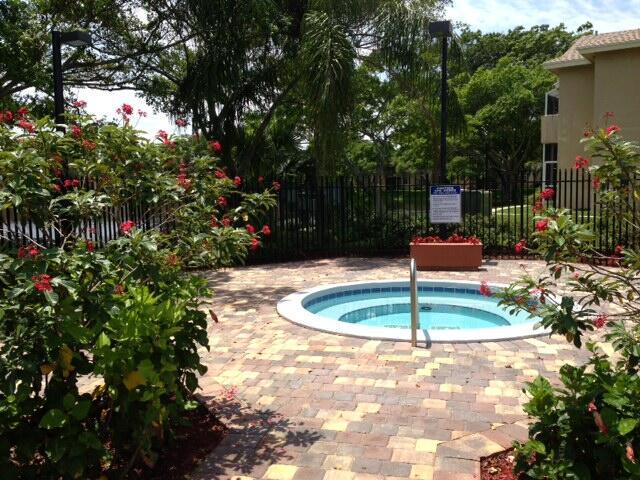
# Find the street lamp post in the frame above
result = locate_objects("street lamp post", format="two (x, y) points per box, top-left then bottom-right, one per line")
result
(428, 20), (453, 184)
(52, 30), (92, 126)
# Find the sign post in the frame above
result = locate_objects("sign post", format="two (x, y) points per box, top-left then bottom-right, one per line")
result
(429, 185), (461, 225)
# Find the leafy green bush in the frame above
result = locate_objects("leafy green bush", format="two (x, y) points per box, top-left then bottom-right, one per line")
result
(0, 107), (276, 478)
(497, 124), (640, 479)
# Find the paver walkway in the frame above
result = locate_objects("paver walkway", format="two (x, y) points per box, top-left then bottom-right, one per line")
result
(192, 258), (591, 480)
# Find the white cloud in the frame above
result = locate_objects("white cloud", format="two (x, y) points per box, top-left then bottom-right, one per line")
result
(447, 0), (640, 33)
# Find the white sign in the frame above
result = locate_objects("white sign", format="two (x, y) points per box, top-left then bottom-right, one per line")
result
(430, 185), (462, 224)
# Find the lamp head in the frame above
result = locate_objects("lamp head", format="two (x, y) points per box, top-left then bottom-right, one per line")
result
(60, 31), (92, 47)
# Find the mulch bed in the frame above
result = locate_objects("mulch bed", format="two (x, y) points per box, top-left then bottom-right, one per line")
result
(481, 448), (520, 480)
(128, 404), (226, 479)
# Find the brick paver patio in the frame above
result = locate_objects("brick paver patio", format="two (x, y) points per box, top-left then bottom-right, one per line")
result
(191, 258), (592, 480)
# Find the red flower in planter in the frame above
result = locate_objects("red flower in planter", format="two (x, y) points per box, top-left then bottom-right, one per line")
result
(82, 139), (97, 151)
(605, 124), (621, 136)
(71, 125), (82, 138)
(215, 170), (227, 179)
(210, 216), (219, 227)
(234, 176), (242, 187)
(614, 244), (624, 255)
(575, 155), (589, 169)
(120, 220), (135, 233)
(540, 188), (555, 200)
(18, 119), (35, 133)
(209, 140), (222, 153)
(222, 217), (231, 227)
(479, 281), (492, 297)
(250, 238), (260, 251)
(32, 274), (53, 292)
(17, 106), (29, 117)
(535, 219), (549, 231)
(262, 225), (271, 236)
(217, 196), (228, 208)
(177, 173), (191, 190)
(592, 176), (601, 191)
(52, 183), (62, 192)
(246, 224), (256, 234)
(73, 100), (87, 108)
(157, 130), (169, 141)
(2, 110), (13, 123)
(272, 180), (281, 191)
(593, 313), (608, 329)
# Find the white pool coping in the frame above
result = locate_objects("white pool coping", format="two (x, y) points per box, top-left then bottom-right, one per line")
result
(276, 279), (551, 343)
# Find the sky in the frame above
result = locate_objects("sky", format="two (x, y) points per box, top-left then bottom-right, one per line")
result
(74, 0), (640, 136)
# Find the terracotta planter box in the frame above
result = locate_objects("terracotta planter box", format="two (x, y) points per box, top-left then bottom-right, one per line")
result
(410, 242), (483, 271)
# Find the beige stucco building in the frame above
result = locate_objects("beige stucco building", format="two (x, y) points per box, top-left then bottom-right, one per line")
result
(541, 28), (640, 183)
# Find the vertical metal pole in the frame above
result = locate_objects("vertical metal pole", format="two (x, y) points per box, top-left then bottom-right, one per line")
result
(52, 31), (65, 126)
(410, 258), (418, 347)
(440, 35), (448, 184)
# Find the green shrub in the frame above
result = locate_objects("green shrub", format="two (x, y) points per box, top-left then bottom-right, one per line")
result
(0, 107), (276, 478)
(497, 124), (640, 479)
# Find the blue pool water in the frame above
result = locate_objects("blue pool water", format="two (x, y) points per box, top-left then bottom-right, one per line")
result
(304, 285), (534, 330)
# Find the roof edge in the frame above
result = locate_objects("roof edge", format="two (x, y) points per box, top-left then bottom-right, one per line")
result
(543, 58), (591, 71)
(577, 39), (640, 57)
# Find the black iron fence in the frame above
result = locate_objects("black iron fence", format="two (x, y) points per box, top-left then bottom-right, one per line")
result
(1, 169), (633, 262)
(250, 169), (632, 263)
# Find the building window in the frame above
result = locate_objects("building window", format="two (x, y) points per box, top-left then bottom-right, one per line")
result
(543, 143), (558, 185)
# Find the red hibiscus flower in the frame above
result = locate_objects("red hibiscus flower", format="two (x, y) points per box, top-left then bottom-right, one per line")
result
(70, 125), (82, 138)
(575, 156), (589, 169)
(209, 140), (222, 153)
(592, 176), (601, 191)
(262, 225), (271, 236)
(73, 100), (87, 108)
(157, 130), (169, 141)
(246, 224), (256, 234)
(614, 244), (624, 255)
(2, 111), (13, 123)
(535, 219), (549, 231)
(222, 217), (231, 227)
(217, 196), (228, 207)
(234, 176), (242, 187)
(120, 220), (136, 233)
(175, 118), (187, 127)
(32, 274), (53, 292)
(52, 183), (62, 192)
(605, 124), (621, 136)
(17, 106), (29, 117)
(82, 139), (97, 151)
(514, 239), (526, 254)
(593, 313), (608, 329)
(250, 238), (260, 251)
(540, 188), (555, 200)
(117, 103), (133, 116)
(627, 444), (636, 464)
(588, 401), (598, 413)
(215, 170), (227, 179)
(86, 240), (95, 253)
(177, 173), (191, 190)
(272, 180), (281, 191)
(210, 216), (219, 228)
(18, 244), (39, 259)
(479, 281), (492, 297)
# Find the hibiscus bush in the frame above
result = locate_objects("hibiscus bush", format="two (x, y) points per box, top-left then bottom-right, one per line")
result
(498, 124), (640, 479)
(0, 106), (276, 478)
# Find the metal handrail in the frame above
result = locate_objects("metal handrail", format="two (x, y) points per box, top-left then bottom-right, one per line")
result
(410, 258), (418, 347)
